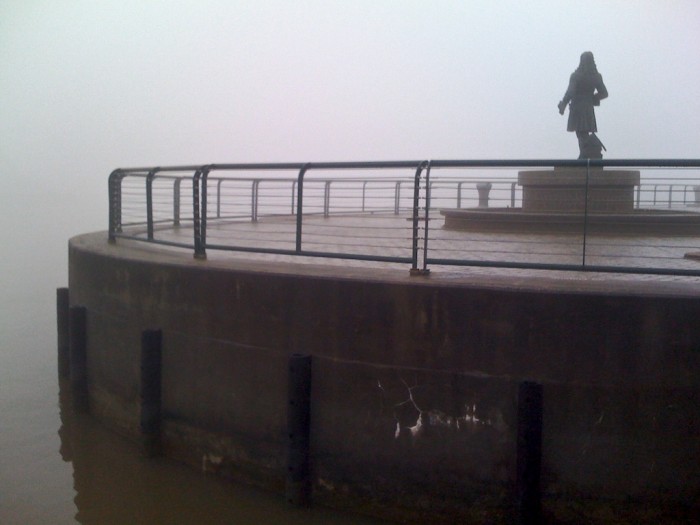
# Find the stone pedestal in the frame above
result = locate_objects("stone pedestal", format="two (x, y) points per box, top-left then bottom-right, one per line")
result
(441, 168), (700, 235)
(517, 169), (640, 213)
(476, 182), (492, 208)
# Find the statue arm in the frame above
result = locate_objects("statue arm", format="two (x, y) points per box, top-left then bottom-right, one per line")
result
(558, 74), (575, 114)
(593, 75), (608, 105)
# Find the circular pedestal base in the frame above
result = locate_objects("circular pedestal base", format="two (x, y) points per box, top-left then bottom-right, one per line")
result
(440, 208), (700, 235)
(518, 169), (641, 213)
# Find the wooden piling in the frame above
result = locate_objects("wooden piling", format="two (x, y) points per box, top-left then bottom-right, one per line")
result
(69, 305), (89, 413)
(140, 329), (163, 457)
(286, 353), (312, 506)
(516, 381), (543, 525)
(56, 288), (70, 379)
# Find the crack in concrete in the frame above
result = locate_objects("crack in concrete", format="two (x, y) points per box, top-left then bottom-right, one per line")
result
(388, 376), (499, 442)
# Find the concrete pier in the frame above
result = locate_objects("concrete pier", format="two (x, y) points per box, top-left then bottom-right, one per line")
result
(68, 231), (700, 523)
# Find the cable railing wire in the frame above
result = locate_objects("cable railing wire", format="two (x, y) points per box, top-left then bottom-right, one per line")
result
(107, 160), (700, 276)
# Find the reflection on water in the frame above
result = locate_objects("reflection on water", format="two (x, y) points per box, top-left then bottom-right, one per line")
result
(57, 380), (384, 525)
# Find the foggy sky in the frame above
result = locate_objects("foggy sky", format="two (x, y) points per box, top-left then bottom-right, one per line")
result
(3, 4), (698, 518)
(1, 0), (700, 284)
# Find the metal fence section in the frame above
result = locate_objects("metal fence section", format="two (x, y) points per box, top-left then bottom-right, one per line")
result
(107, 159), (700, 276)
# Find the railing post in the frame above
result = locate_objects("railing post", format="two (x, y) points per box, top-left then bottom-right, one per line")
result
(193, 169), (206, 259)
(323, 180), (331, 217)
(668, 185), (674, 209)
(362, 181), (368, 212)
(511, 182), (517, 208)
(173, 178), (181, 227)
(394, 181), (402, 215)
(581, 161), (591, 267)
(217, 179), (223, 219)
(295, 164), (310, 254)
(108, 169), (123, 242)
(146, 169), (158, 241)
(421, 163), (433, 273)
(636, 184), (642, 208)
(252, 179), (260, 222)
(410, 162), (428, 275)
(457, 181), (463, 208)
(201, 168), (209, 253)
(516, 381), (543, 525)
(286, 353), (312, 506)
(291, 180), (297, 215)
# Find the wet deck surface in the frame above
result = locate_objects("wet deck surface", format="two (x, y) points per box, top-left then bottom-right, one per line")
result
(105, 212), (700, 294)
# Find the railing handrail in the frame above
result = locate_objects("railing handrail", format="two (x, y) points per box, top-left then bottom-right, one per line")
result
(108, 159), (700, 276)
(111, 159), (700, 173)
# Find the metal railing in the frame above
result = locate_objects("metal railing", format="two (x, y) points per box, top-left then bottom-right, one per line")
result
(108, 159), (700, 276)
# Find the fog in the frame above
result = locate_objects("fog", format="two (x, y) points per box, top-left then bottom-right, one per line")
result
(1, 3), (699, 521)
(1, 0), (700, 303)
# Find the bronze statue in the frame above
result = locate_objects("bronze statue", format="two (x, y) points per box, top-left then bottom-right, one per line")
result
(558, 51), (608, 158)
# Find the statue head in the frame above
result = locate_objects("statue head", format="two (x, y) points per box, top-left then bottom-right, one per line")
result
(578, 51), (596, 73)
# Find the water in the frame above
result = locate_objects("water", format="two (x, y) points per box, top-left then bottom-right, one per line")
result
(0, 204), (384, 524)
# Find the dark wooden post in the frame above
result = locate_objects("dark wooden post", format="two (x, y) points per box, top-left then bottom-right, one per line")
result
(516, 381), (543, 525)
(286, 353), (312, 506)
(56, 288), (70, 379)
(69, 305), (88, 413)
(140, 329), (163, 457)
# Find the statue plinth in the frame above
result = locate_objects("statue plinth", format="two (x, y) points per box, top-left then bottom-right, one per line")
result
(441, 168), (700, 235)
(518, 169), (640, 213)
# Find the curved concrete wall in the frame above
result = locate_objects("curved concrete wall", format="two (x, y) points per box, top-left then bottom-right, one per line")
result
(68, 232), (700, 523)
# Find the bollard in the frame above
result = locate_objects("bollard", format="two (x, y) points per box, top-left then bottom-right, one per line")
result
(56, 288), (70, 379)
(69, 306), (89, 413)
(140, 329), (163, 457)
(286, 353), (312, 506)
(476, 182), (492, 208)
(516, 381), (543, 525)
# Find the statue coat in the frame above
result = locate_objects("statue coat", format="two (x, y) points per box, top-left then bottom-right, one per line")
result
(561, 71), (608, 133)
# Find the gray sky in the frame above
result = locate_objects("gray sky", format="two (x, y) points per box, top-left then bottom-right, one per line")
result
(1, 0), (700, 249)
(2, 3), (700, 518)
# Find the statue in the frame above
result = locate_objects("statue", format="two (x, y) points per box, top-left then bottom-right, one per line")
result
(558, 51), (608, 159)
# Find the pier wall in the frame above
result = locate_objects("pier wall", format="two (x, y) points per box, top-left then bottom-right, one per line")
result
(68, 232), (700, 523)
